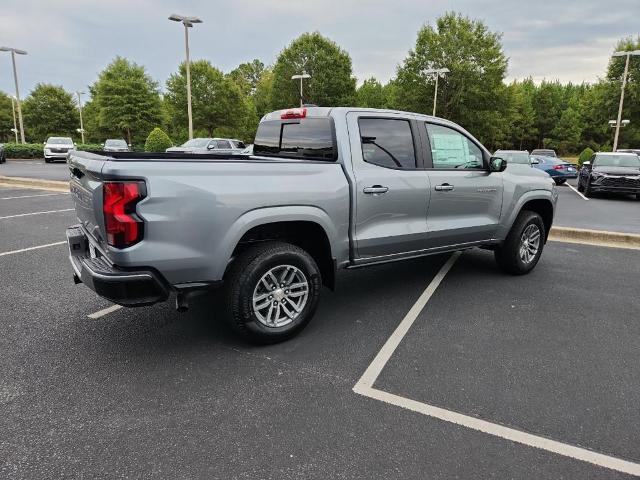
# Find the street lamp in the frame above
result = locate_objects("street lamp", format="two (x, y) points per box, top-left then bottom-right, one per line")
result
(423, 68), (449, 117)
(611, 50), (640, 151)
(1, 46), (27, 144)
(76, 91), (85, 143)
(9, 95), (18, 143)
(291, 72), (311, 108)
(169, 13), (203, 140)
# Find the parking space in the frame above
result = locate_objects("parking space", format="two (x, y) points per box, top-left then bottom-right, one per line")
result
(0, 160), (70, 182)
(554, 182), (640, 234)
(1, 184), (639, 478)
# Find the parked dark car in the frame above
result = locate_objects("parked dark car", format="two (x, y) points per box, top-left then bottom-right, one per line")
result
(577, 152), (640, 199)
(0, 143), (5, 163)
(531, 149), (557, 158)
(531, 155), (578, 184)
(103, 139), (130, 152)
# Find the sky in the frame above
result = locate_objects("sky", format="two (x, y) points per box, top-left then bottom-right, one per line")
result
(0, 0), (638, 98)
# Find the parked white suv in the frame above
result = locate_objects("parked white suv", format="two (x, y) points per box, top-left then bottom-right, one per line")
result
(44, 137), (75, 163)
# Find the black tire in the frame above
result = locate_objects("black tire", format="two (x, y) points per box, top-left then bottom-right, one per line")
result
(636, 193), (640, 201)
(555, 178), (566, 185)
(577, 177), (584, 192)
(224, 241), (322, 344)
(583, 179), (592, 198)
(44, 158), (51, 164)
(495, 210), (545, 275)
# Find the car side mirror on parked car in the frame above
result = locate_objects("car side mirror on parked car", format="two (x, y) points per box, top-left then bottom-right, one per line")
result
(530, 158), (539, 165)
(207, 144), (215, 150)
(489, 156), (507, 173)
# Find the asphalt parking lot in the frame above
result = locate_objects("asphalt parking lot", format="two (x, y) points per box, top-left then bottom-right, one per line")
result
(1, 184), (639, 479)
(0, 160), (70, 182)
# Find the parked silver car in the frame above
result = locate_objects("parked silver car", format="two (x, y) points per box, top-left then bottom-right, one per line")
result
(103, 139), (130, 152)
(166, 138), (246, 155)
(44, 137), (75, 163)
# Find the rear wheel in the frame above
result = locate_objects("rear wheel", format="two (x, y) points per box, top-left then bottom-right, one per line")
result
(224, 241), (322, 344)
(555, 178), (566, 185)
(495, 210), (545, 275)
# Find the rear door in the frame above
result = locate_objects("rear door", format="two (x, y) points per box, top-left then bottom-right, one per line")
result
(214, 140), (234, 154)
(421, 122), (503, 247)
(347, 112), (431, 259)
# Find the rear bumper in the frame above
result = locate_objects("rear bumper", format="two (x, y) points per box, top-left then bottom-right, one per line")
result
(66, 225), (170, 307)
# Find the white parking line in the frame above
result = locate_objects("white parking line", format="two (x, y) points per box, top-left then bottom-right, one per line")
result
(352, 251), (640, 477)
(565, 182), (589, 201)
(0, 208), (74, 220)
(87, 304), (123, 319)
(0, 241), (66, 257)
(0, 192), (70, 200)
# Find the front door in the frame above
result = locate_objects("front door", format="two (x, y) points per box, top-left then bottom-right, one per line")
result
(347, 113), (431, 259)
(421, 122), (504, 247)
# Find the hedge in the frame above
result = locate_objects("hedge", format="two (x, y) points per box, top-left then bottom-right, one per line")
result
(144, 128), (173, 152)
(2, 143), (44, 159)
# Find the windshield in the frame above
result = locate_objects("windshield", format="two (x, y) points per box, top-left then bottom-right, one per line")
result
(496, 151), (530, 164)
(48, 137), (73, 145)
(105, 139), (127, 147)
(181, 138), (211, 148)
(532, 149), (556, 157)
(595, 154), (640, 168)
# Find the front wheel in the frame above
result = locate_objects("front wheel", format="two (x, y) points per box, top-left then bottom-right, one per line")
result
(584, 179), (592, 198)
(577, 177), (585, 192)
(224, 241), (322, 344)
(495, 210), (545, 275)
(555, 178), (566, 185)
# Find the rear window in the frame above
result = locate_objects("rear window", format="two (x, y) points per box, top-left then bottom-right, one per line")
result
(253, 118), (336, 161)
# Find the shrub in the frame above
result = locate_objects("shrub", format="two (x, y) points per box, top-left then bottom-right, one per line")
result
(578, 147), (594, 166)
(144, 128), (173, 152)
(3, 142), (44, 159)
(76, 143), (104, 152)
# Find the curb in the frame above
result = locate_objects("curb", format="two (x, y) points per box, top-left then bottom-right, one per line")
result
(550, 226), (640, 250)
(0, 175), (69, 193)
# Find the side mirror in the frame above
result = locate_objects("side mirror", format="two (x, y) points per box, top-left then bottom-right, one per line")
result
(489, 156), (507, 173)
(207, 144), (216, 150)
(530, 158), (539, 165)
(582, 161), (591, 166)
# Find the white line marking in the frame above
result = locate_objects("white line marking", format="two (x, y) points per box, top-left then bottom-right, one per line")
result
(87, 304), (123, 319)
(0, 208), (74, 220)
(565, 182), (589, 201)
(0, 241), (66, 257)
(0, 192), (70, 200)
(353, 251), (640, 477)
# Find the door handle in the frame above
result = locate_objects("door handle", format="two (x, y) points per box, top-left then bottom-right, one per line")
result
(435, 183), (454, 191)
(363, 185), (389, 195)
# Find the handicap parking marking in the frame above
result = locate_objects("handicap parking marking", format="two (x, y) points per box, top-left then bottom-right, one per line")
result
(87, 304), (123, 319)
(0, 192), (70, 200)
(0, 208), (74, 220)
(352, 250), (640, 477)
(0, 241), (66, 257)
(564, 182), (589, 201)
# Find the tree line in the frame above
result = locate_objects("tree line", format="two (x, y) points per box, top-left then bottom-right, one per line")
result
(0, 12), (638, 154)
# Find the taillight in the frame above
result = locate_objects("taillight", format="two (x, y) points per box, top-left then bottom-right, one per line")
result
(553, 165), (564, 170)
(281, 107), (307, 119)
(103, 181), (146, 248)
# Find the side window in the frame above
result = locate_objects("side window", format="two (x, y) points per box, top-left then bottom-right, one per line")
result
(426, 123), (484, 170)
(359, 118), (416, 169)
(216, 140), (232, 149)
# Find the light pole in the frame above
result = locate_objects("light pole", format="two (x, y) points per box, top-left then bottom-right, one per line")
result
(169, 14), (203, 140)
(611, 50), (640, 151)
(291, 72), (311, 107)
(76, 91), (86, 143)
(1, 46), (27, 143)
(9, 95), (18, 143)
(423, 68), (449, 117)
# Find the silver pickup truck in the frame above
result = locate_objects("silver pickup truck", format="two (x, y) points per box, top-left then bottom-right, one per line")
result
(66, 107), (557, 343)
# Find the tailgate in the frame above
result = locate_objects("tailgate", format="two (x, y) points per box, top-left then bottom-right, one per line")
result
(68, 152), (108, 243)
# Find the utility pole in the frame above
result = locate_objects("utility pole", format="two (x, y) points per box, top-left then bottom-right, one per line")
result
(423, 68), (450, 117)
(169, 14), (203, 140)
(611, 50), (640, 151)
(10, 96), (18, 143)
(291, 72), (311, 107)
(1, 46), (27, 143)
(76, 91), (85, 144)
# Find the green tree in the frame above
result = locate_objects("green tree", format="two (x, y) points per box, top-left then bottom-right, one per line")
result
(22, 84), (78, 142)
(394, 12), (508, 146)
(548, 93), (584, 154)
(270, 32), (356, 108)
(228, 59), (266, 96)
(165, 60), (246, 137)
(578, 147), (594, 166)
(356, 78), (387, 108)
(254, 69), (274, 119)
(504, 79), (538, 151)
(144, 127), (173, 152)
(0, 91), (14, 142)
(91, 57), (162, 145)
